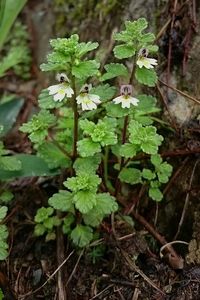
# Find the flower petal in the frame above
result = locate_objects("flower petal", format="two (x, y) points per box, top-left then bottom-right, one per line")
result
(89, 94), (101, 104)
(53, 92), (66, 102)
(130, 97), (139, 106)
(113, 96), (123, 104)
(48, 84), (62, 95)
(65, 86), (74, 97)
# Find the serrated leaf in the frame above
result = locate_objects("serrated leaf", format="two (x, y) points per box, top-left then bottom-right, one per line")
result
(62, 214), (75, 234)
(71, 224), (93, 247)
(34, 224), (46, 236)
(72, 60), (100, 79)
(34, 207), (54, 223)
(37, 142), (71, 169)
(0, 247), (8, 260)
(79, 119), (95, 135)
(101, 63), (128, 81)
(135, 67), (157, 87)
(77, 138), (101, 157)
(48, 190), (74, 212)
(73, 190), (96, 214)
(83, 193), (118, 227)
(113, 44), (135, 59)
(0, 207), (7, 221)
(120, 143), (139, 158)
(119, 168), (142, 184)
(151, 154), (162, 167)
(76, 42), (99, 57)
(136, 94), (157, 113)
(149, 187), (163, 202)
(91, 84), (116, 102)
(0, 225), (8, 240)
(105, 102), (129, 118)
(142, 168), (156, 180)
(73, 155), (101, 173)
(64, 172), (100, 193)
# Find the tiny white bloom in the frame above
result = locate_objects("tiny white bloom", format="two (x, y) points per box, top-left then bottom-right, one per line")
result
(136, 47), (157, 69)
(48, 82), (74, 102)
(136, 56), (157, 69)
(113, 85), (139, 109)
(113, 95), (139, 108)
(76, 93), (101, 111)
(76, 84), (101, 111)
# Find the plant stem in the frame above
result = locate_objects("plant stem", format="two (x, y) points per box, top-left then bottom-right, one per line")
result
(72, 78), (78, 161)
(103, 146), (109, 187)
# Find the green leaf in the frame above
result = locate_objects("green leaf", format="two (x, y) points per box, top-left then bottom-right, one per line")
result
(0, 154), (59, 180)
(20, 110), (56, 145)
(38, 89), (64, 110)
(48, 190), (74, 212)
(76, 42), (99, 57)
(62, 214), (75, 234)
(85, 118), (117, 147)
(34, 224), (46, 236)
(0, 98), (24, 137)
(120, 143), (139, 158)
(0, 207), (7, 221)
(142, 168), (156, 180)
(64, 172), (101, 193)
(37, 142), (71, 169)
(0, 225), (9, 260)
(101, 63), (128, 81)
(0, 0), (27, 49)
(91, 84), (116, 102)
(128, 121), (163, 155)
(73, 155), (101, 174)
(71, 224), (93, 247)
(0, 288), (4, 299)
(149, 187), (163, 202)
(0, 190), (13, 203)
(135, 67), (157, 87)
(0, 247), (8, 261)
(79, 119), (95, 135)
(113, 44), (135, 59)
(73, 190), (96, 214)
(34, 207), (54, 223)
(0, 225), (8, 240)
(0, 156), (22, 171)
(72, 60), (100, 79)
(136, 94), (158, 113)
(151, 154), (162, 167)
(83, 193), (118, 227)
(43, 216), (61, 230)
(119, 168), (142, 184)
(105, 102), (129, 118)
(77, 138), (101, 157)
(140, 33), (155, 43)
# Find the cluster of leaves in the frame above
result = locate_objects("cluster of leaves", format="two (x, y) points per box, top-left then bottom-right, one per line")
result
(113, 18), (158, 87)
(21, 18), (173, 250)
(0, 20), (31, 78)
(35, 167), (118, 247)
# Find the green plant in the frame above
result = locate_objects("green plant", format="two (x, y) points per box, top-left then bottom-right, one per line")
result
(21, 18), (172, 248)
(0, 288), (4, 300)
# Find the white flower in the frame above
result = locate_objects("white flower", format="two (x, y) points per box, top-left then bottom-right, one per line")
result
(48, 82), (74, 102)
(76, 93), (101, 111)
(113, 95), (139, 108)
(136, 56), (157, 69)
